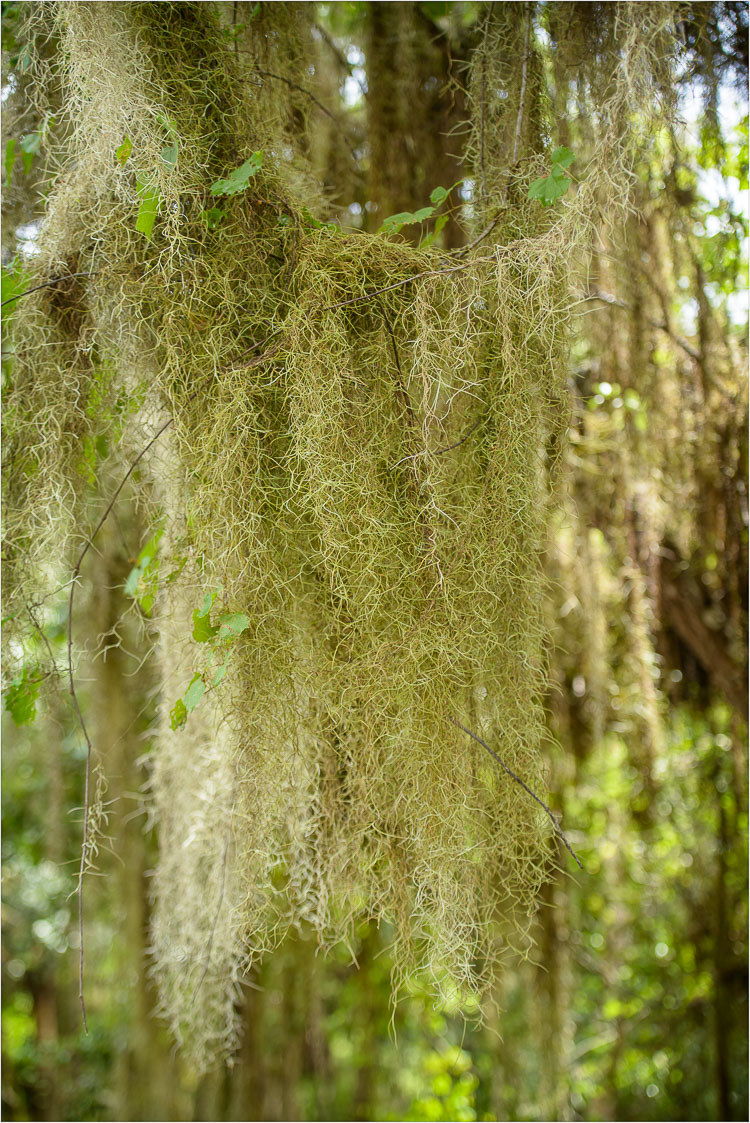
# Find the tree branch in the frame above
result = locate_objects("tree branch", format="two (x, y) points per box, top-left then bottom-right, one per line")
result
(450, 716), (583, 870)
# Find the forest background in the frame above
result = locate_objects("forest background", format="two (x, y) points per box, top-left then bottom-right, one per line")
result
(1, 2), (748, 1121)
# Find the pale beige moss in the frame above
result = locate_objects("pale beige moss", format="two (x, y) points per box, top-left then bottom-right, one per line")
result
(4, 0), (685, 1065)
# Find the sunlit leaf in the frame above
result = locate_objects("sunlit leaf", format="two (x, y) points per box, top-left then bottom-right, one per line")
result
(379, 206), (435, 234)
(196, 592), (216, 618)
(115, 136), (132, 166)
(210, 152), (263, 196)
(219, 612), (250, 638)
(211, 661), (228, 687)
(135, 177), (160, 240)
(550, 145), (576, 170)
(183, 674), (205, 712)
(170, 697), (187, 730)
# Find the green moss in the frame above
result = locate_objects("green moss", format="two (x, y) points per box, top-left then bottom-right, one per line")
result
(2, 0), (685, 1065)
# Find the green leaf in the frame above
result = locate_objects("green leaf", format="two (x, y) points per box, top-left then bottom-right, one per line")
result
(4, 665), (40, 727)
(1, 262), (31, 317)
(223, 21), (247, 39)
(210, 152), (263, 197)
(170, 698), (187, 731)
(528, 171), (571, 207)
(15, 45), (32, 73)
(124, 565), (142, 598)
(138, 530), (162, 566)
(429, 185), (449, 205)
(183, 674), (205, 712)
(165, 558), (187, 585)
(124, 530), (162, 611)
(192, 608), (219, 643)
(135, 177), (160, 240)
(5, 138), (16, 184)
(419, 213), (449, 250)
(160, 141), (178, 170)
(157, 113), (178, 137)
(211, 661), (228, 687)
(218, 612), (250, 638)
(550, 145), (576, 170)
(196, 592), (216, 618)
(200, 207), (225, 230)
(19, 131), (41, 175)
(115, 136), (132, 166)
(379, 206), (435, 235)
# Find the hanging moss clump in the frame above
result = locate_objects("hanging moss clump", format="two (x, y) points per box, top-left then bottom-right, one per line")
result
(2, 0), (685, 1062)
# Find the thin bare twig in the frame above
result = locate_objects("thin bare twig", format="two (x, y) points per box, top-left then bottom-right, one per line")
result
(435, 415), (482, 456)
(391, 415), (482, 468)
(512, 3), (533, 167)
(254, 67), (359, 160)
(455, 211), (504, 256)
(69, 329), (281, 1032)
(323, 255), (494, 311)
(479, 12), (489, 204)
(1, 272), (98, 308)
(375, 295), (416, 428)
(576, 289), (729, 378)
(450, 717), (583, 870)
(69, 412), (174, 1034)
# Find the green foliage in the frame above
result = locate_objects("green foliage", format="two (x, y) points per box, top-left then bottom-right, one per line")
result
(528, 145), (575, 206)
(3, 664), (41, 727)
(192, 593), (219, 643)
(170, 697), (188, 731)
(183, 672), (205, 712)
(378, 204), (436, 233)
(2, 2), (746, 1106)
(1, 259), (32, 322)
(19, 130), (41, 175)
(380, 181), (460, 239)
(124, 529), (162, 615)
(210, 151), (264, 196)
(135, 176), (160, 240)
(160, 140), (178, 170)
(171, 593), (249, 728)
(115, 135), (132, 166)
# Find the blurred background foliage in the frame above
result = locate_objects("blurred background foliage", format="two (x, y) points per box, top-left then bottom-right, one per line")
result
(1, 1), (747, 1120)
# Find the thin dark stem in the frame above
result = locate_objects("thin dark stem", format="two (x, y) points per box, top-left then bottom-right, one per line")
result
(512, 3), (533, 167)
(449, 716), (583, 870)
(434, 416), (482, 456)
(68, 329), (280, 1033)
(1, 272), (98, 308)
(390, 415), (482, 469)
(323, 255), (494, 311)
(25, 601), (58, 676)
(479, 14), (488, 204)
(375, 295), (415, 427)
(455, 212), (504, 256)
(69, 413), (174, 1034)
(253, 67), (359, 160)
